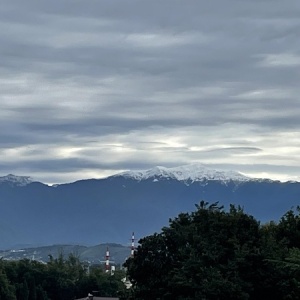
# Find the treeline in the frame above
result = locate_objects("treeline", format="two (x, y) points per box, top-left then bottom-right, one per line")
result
(2, 201), (300, 300)
(0, 253), (127, 299)
(125, 201), (300, 300)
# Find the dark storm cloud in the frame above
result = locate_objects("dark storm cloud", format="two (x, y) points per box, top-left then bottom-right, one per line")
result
(1, 0), (300, 183)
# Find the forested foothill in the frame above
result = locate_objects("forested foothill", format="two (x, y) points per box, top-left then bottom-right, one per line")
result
(125, 201), (300, 300)
(2, 201), (300, 299)
(0, 253), (128, 300)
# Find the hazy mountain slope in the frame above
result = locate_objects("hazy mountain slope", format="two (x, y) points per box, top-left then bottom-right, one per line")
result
(0, 165), (299, 249)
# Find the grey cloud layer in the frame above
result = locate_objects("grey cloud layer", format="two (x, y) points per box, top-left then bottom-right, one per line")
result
(1, 0), (300, 183)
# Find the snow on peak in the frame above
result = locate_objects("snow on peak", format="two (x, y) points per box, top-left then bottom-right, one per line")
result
(115, 164), (250, 183)
(0, 174), (34, 186)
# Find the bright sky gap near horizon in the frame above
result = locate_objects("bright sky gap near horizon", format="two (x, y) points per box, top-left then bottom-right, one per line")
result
(1, 0), (300, 185)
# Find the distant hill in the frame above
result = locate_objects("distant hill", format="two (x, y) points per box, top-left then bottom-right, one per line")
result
(0, 243), (130, 265)
(0, 164), (299, 249)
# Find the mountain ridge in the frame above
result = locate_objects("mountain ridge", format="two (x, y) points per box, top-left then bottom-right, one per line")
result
(0, 164), (299, 249)
(0, 164), (284, 187)
(113, 164), (251, 183)
(0, 174), (35, 187)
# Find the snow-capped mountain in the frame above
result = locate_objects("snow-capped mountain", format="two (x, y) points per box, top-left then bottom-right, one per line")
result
(0, 164), (300, 249)
(0, 174), (34, 187)
(115, 164), (251, 183)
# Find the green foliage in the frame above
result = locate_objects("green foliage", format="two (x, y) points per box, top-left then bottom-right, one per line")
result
(3, 201), (300, 299)
(125, 201), (300, 300)
(0, 253), (126, 299)
(276, 207), (300, 248)
(0, 268), (16, 300)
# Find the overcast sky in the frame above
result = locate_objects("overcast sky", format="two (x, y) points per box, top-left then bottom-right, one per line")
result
(1, 0), (300, 184)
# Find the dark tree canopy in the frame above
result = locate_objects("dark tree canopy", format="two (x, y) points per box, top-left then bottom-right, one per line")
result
(125, 201), (300, 300)
(0, 253), (126, 300)
(2, 201), (300, 299)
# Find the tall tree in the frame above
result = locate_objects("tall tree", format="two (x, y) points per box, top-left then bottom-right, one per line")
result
(125, 201), (267, 299)
(0, 269), (16, 300)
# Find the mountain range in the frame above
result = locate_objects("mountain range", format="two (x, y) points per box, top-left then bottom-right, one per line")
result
(0, 243), (130, 265)
(0, 164), (299, 250)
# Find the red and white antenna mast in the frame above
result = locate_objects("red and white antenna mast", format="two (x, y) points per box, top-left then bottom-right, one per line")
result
(105, 247), (110, 272)
(131, 232), (135, 258)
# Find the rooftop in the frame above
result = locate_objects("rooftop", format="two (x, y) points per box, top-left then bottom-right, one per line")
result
(75, 297), (119, 300)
